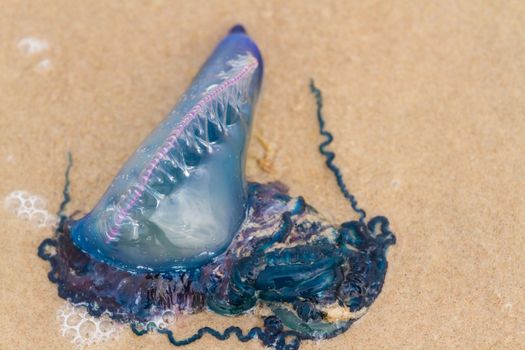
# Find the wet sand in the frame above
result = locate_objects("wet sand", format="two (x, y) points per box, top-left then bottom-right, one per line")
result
(1, 1), (524, 349)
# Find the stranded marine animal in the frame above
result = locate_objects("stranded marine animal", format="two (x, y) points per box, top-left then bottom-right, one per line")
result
(38, 25), (395, 350)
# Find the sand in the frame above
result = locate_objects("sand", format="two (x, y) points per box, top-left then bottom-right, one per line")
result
(1, 1), (524, 349)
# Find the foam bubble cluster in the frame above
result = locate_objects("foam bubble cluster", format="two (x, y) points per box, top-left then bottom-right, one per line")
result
(4, 191), (57, 228)
(17, 37), (49, 55)
(57, 303), (122, 348)
(133, 309), (178, 333)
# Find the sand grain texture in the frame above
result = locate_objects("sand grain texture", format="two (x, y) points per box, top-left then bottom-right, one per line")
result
(0, 1), (524, 349)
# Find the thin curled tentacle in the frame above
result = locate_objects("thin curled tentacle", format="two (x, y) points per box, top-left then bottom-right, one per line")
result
(56, 151), (73, 232)
(309, 79), (367, 222)
(131, 316), (302, 350)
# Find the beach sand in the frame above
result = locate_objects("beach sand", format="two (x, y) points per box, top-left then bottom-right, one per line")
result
(1, 1), (524, 349)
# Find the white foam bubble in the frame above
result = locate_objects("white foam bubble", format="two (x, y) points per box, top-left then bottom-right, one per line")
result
(4, 190), (57, 229)
(153, 309), (177, 329)
(57, 303), (123, 349)
(17, 37), (49, 55)
(36, 58), (53, 72)
(132, 308), (178, 334)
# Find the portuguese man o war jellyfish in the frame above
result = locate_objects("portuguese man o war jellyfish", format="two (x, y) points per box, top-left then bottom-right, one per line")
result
(38, 25), (395, 350)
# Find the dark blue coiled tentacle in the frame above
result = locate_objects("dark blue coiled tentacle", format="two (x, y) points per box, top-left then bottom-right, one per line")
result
(56, 151), (73, 233)
(309, 79), (367, 222)
(131, 316), (302, 350)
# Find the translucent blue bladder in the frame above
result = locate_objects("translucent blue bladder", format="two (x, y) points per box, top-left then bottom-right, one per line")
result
(70, 26), (263, 272)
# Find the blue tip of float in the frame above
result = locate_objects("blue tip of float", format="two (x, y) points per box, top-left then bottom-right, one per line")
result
(229, 24), (246, 34)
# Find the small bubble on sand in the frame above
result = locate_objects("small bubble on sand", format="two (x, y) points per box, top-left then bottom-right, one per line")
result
(131, 309), (178, 334)
(504, 302), (513, 311)
(4, 190), (57, 229)
(57, 303), (123, 349)
(17, 37), (49, 55)
(36, 58), (53, 72)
